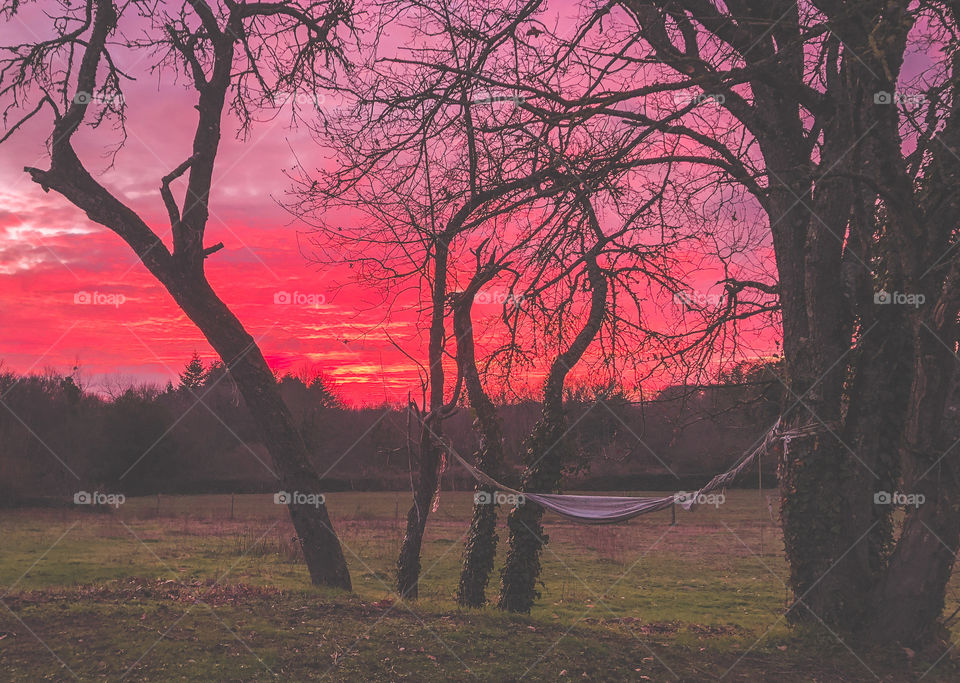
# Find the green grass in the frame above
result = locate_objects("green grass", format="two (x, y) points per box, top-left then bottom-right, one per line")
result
(0, 491), (957, 680)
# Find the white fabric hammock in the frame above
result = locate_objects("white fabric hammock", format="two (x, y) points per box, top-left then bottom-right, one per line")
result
(449, 419), (795, 524)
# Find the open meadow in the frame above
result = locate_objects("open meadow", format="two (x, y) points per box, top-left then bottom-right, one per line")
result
(2, 491), (958, 681)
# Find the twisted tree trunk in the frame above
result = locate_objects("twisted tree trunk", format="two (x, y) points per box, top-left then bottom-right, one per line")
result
(499, 251), (608, 613)
(453, 286), (506, 607)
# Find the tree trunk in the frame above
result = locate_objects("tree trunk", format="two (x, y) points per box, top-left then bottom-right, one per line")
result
(763, 170), (857, 626)
(453, 291), (505, 608)
(498, 413), (566, 613)
(169, 276), (353, 589)
(457, 481), (500, 607)
(498, 249), (608, 613)
(396, 421), (443, 598)
(871, 314), (960, 644)
(841, 189), (913, 585)
(17, 0), (355, 592)
(779, 263), (913, 629)
(396, 239), (450, 598)
(836, 309), (912, 593)
(751, 97), (913, 627)
(26, 150), (354, 592)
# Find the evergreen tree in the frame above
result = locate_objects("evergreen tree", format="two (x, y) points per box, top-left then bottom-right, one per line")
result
(177, 352), (206, 392)
(308, 372), (342, 409)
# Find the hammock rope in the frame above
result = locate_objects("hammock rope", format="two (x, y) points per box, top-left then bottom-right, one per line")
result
(448, 418), (823, 524)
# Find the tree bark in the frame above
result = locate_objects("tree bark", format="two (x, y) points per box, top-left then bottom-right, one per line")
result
(499, 250), (608, 613)
(168, 276), (353, 590)
(497, 413), (567, 613)
(396, 418), (444, 598)
(854, 23), (960, 642)
(396, 238), (450, 598)
(870, 280), (960, 644)
(453, 285), (506, 608)
(21, 0), (353, 591)
(759, 135), (860, 626)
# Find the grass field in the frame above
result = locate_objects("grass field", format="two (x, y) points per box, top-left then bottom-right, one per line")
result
(1, 490), (958, 681)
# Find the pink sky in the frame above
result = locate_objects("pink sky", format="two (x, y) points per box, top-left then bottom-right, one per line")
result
(0, 61), (432, 402)
(0, 3), (778, 404)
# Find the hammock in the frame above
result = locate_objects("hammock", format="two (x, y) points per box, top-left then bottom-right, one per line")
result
(449, 419), (796, 524)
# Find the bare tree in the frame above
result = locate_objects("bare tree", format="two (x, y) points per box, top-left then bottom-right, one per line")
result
(430, 0), (959, 638)
(0, 0), (355, 589)
(607, 0), (960, 642)
(451, 258), (507, 607)
(294, 0), (776, 607)
(497, 215), (610, 612)
(286, 0), (618, 598)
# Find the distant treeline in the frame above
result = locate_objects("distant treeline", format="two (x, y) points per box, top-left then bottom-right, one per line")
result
(0, 356), (784, 507)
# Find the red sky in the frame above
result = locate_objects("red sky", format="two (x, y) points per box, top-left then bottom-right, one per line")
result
(0, 4), (778, 405)
(0, 58), (433, 402)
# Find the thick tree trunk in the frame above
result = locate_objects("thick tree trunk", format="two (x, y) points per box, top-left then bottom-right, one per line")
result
(498, 414), (566, 613)
(838, 308), (913, 584)
(841, 189), (913, 584)
(454, 292), (505, 608)
(762, 162), (860, 626)
(871, 317), (960, 644)
(780, 270), (913, 628)
(169, 276), (353, 590)
(498, 249), (608, 613)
